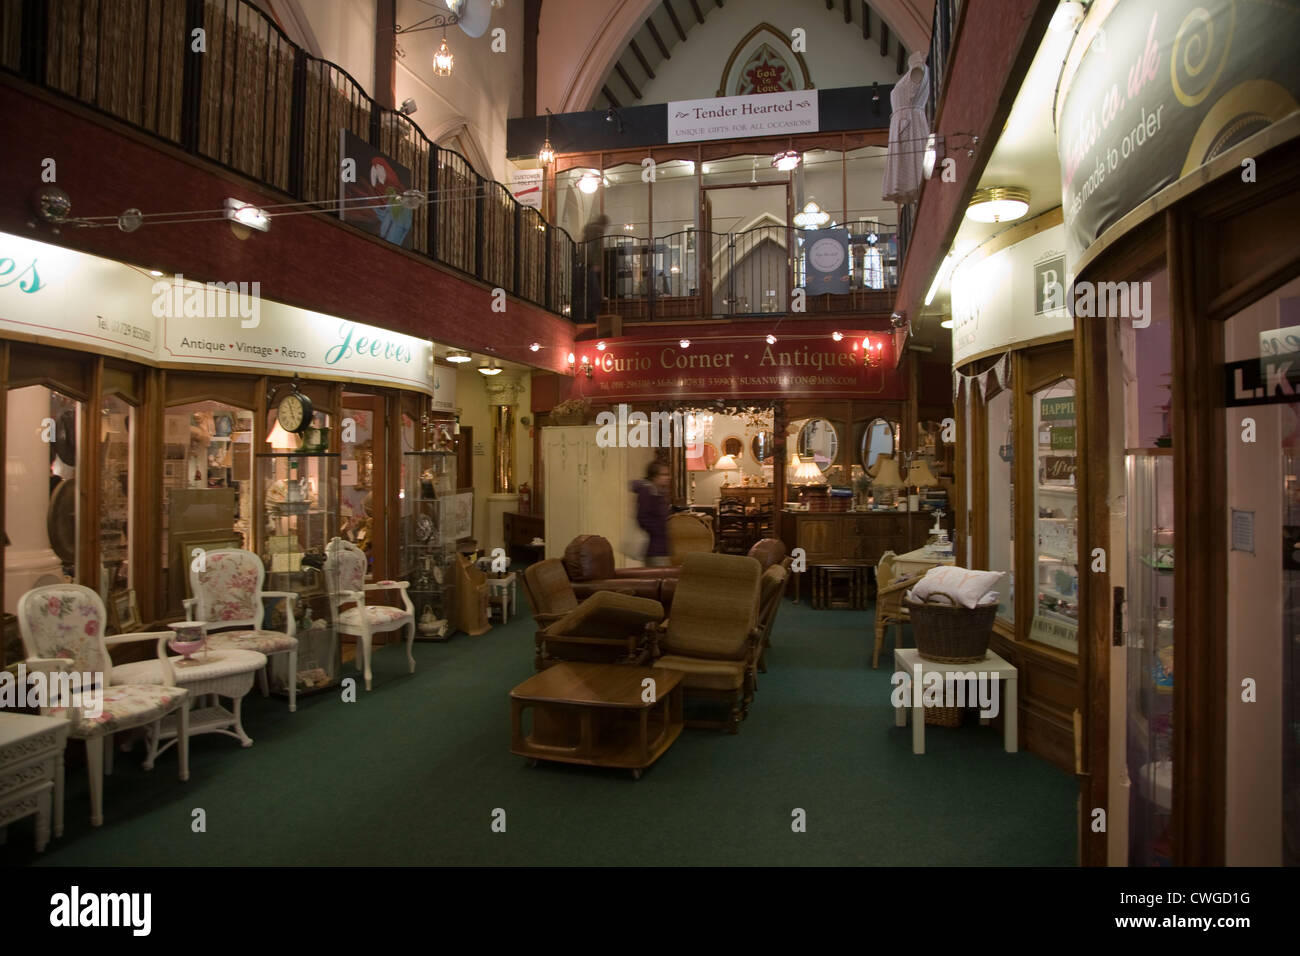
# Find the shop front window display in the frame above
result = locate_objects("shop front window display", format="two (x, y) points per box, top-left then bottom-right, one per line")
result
(1031, 381), (1078, 651)
(257, 411), (340, 694)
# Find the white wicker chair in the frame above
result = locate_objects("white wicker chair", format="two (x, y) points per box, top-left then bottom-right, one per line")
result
(185, 549), (300, 712)
(324, 538), (415, 691)
(17, 584), (190, 828)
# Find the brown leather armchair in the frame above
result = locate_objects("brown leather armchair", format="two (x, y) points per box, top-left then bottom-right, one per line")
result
(747, 538), (786, 571)
(563, 534), (679, 608)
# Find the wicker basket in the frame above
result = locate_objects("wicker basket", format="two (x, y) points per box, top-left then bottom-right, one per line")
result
(906, 594), (997, 663)
(925, 705), (964, 727)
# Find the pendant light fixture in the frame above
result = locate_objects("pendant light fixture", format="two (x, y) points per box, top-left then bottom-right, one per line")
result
(433, 31), (454, 76)
(537, 108), (555, 166)
(772, 149), (800, 172)
(966, 187), (1030, 223)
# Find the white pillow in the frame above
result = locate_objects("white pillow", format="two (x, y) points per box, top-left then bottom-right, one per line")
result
(907, 566), (1005, 609)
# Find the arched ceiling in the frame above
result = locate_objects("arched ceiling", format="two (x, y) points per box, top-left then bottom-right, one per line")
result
(537, 0), (934, 113)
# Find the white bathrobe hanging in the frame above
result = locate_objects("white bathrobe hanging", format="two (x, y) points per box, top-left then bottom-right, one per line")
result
(882, 52), (931, 205)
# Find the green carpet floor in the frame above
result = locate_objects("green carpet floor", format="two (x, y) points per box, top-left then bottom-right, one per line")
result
(4, 592), (1076, 866)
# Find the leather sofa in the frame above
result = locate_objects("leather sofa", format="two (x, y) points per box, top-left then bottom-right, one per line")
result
(563, 534), (679, 608)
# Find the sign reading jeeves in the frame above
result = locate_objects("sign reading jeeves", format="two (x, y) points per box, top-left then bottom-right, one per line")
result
(563, 331), (903, 402)
(1055, 0), (1300, 260)
(668, 89), (818, 143)
(0, 232), (439, 396)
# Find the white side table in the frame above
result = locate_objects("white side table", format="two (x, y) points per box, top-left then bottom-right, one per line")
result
(892, 647), (1018, 755)
(0, 713), (70, 851)
(113, 648), (267, 759)
(486, 572), (517, 625)
(891, 546), (956, 578)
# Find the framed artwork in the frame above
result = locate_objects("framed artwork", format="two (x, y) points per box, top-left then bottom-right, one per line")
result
(109, 589), (143, 634)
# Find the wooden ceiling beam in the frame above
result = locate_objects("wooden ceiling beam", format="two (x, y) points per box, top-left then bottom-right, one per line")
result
(862, 2), (870, 39)
(663, 1), (688, 43)
(843, 0), (852, 24)
(897, 43), (905, 75)
(880, 21), (889, 57)
(688, 0), (705, 25)
(614, 61), (642, 100)
(629, 38), (656, 80)
(646, 19), (671, 59)
(601, 85), (622, 110)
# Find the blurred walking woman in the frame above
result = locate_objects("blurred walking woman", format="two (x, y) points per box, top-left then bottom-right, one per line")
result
(630, 460), (671, 567)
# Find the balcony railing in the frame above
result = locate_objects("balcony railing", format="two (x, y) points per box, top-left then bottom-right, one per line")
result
(574, 220), (899, 324)
(1, 0), (575, 318)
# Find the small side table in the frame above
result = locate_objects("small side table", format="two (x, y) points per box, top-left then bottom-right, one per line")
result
(814, 565), (866, 609)
(893, 647), (1018, 755)
(487, 572), (517, 624)
(0, 712), (70, 852)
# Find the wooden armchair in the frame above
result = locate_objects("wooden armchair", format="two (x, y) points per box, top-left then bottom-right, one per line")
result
(754, 562), (790, 677)
(667, 512), (714, 565)
(523, 559), (581, 669)
(536, 591), (664, 670)
(652, 552), (763, 733)
(872, 551), (917, 668)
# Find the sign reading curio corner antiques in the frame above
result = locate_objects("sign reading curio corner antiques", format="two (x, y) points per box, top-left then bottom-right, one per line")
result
(563, 332), (905, 402)
(1055, 0), (1300, 261)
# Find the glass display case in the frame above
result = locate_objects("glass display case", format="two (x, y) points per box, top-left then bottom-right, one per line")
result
(1031, 382), (1078, 651)
(401, 450), (458, 640)
(257, 450), (341, 695)
(1126, 449), (1175, 866)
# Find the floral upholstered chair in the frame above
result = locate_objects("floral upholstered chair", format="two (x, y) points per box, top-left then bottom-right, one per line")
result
(324, 537), (415, 691)
(185, 549), (300, 712)
(17, 584), (190, 828)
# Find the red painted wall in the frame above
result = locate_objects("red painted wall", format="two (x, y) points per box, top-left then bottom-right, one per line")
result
(0, 82), (574, 373)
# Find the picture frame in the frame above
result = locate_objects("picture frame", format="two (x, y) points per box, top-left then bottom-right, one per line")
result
(109, 589), (143, 634)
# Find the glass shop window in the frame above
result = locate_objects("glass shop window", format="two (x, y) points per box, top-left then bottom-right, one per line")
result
(4, 386), (83, 610)
(161, 401), (255, 615)
(985, 384), (1014, 623)
(99, 395), (134, 598)
(1030, 379), (1078, 652)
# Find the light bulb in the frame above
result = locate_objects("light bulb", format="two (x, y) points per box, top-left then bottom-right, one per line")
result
(679, 338), (690, 349)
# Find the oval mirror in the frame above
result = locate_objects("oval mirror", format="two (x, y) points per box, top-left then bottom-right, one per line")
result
(796, 419), (839, 472)
(721, 435), (744, 459)
(751, 431), (775, 463)
(861, 418), (897, 471)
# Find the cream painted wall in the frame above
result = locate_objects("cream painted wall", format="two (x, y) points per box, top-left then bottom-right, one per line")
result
(537, 0), (933, 112)
(394, 0), (524, 183)
(293, 0), (376, 92)
(454, 367), (532, 550)
(1222, 275), (1300, 865)
(635, 0), (902, 105)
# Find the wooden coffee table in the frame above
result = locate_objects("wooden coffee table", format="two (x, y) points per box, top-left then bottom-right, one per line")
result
(510, 662), (684, 779)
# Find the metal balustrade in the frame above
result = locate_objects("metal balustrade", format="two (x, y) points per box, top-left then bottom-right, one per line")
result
(1, 0), (897, 326)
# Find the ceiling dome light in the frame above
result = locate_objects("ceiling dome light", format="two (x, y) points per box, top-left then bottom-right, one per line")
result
(433, 35), (454, 76)
(772, 150), (800, 172)
(679, 338), (690, 349)
(966, 187), (1030, 223)
(792, 201), (830, 228)
(478, 363), (503, 376)
(446, 349), (472, 363)
(578, 171), (600, 194)
(940, 318), (955, 329)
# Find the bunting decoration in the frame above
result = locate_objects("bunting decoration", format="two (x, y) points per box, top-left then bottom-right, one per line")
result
(952, 352), (1011, 405)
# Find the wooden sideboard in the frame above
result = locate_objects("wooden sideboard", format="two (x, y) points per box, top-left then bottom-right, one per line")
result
(780, 510), (933, 567)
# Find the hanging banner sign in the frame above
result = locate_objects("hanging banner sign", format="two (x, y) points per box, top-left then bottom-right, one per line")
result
(804, 229), (850, 295)
(1056, 0), (1300, 260)
(563, 329), (903, 402)
(1041, 396), (1076, 421)
(668, 89), (818, 143)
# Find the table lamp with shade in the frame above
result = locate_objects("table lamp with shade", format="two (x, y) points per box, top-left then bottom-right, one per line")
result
(905, 457), (939, 513)
(266, 420), (300, 450)
(715, 453), (739, 487)
(793, 456), (825, 485)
